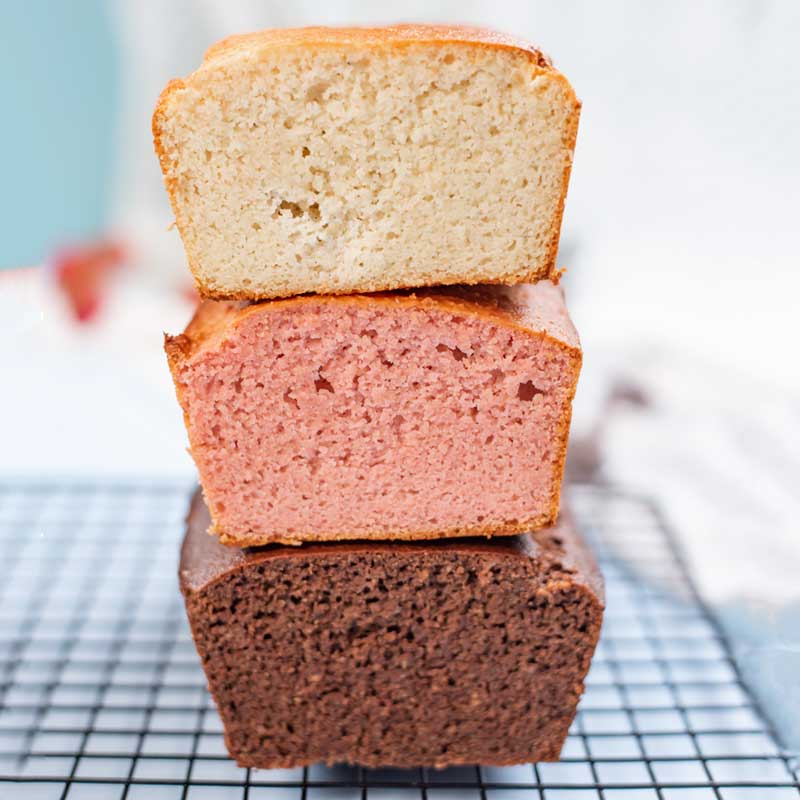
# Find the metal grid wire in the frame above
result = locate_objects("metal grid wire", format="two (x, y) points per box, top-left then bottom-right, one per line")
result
(0, 481), (797, 799)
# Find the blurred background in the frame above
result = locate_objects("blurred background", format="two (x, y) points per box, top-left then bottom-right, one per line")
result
(2, 0), (799, 748)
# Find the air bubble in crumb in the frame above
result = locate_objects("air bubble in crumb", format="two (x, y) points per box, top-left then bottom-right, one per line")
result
(517, 381), (543, 401)
(314, 377), (334, 393)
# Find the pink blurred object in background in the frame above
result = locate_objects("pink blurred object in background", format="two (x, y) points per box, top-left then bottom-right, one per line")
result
(181, 282), (201, 307)
(49, 239), (127, 322)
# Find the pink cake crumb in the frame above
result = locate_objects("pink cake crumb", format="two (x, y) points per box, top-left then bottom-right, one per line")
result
(166, 283), (581, 546)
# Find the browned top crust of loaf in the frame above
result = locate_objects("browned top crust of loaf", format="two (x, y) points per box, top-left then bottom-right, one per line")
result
(201, 24), (551, 65)
(180, 489), (604, 606)
(165, 283), (580, 368)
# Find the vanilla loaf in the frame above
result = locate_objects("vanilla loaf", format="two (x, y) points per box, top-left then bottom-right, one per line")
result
(153, 25), (580, 300)
(165, 282), (581, 547)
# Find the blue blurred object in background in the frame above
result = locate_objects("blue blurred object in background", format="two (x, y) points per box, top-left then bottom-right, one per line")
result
(0, 0), (117, 268)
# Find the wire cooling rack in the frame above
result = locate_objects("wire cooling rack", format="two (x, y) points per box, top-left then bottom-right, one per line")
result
(0, 481), (797, 799)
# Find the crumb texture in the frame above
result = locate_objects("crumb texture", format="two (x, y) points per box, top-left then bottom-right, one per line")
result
(167, 284), (581, 546)
(181, 493), (604, 768)
(154, 30), (579, 298)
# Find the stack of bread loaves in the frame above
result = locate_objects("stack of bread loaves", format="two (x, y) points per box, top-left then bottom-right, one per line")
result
(155, 25), (604, 769)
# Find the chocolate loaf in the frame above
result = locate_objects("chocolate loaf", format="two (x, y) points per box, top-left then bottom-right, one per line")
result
(180, 491), (603, 769)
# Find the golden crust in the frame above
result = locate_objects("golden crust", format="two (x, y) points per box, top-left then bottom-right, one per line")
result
(165, 285), (581, 546)
(545, 100), (581, 274)
(152, 25), (580, 301)
(201, 24), (553, 65)
(152, 78), (185, 234)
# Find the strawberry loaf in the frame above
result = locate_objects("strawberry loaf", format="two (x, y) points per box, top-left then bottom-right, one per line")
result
(166, 281), (581, 547)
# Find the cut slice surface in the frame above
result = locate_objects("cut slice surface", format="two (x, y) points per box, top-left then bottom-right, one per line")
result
(153, 25), (580, 299)
(166, 282), (581, 546)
